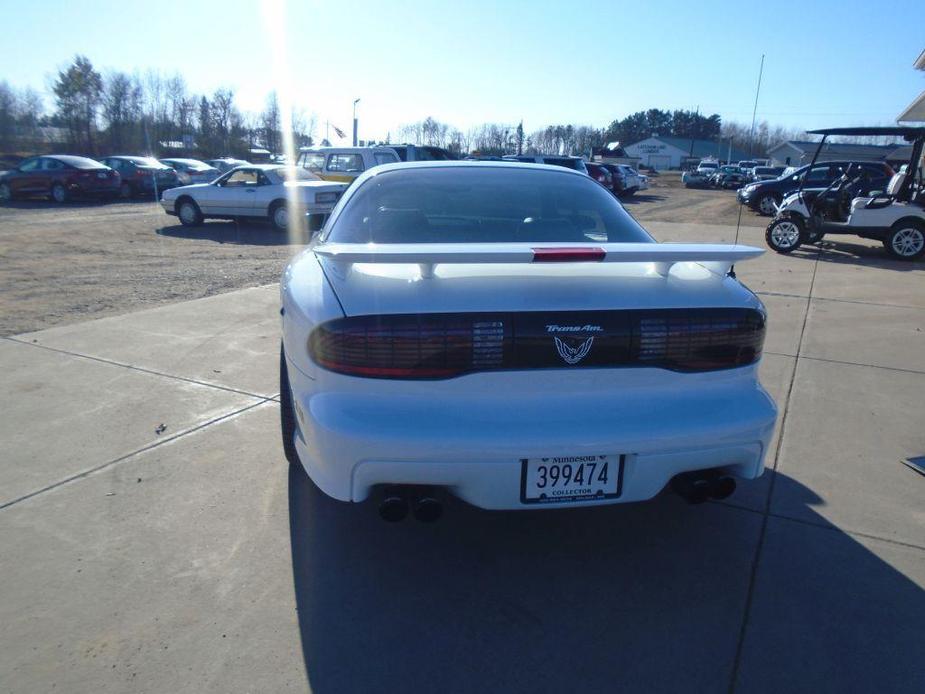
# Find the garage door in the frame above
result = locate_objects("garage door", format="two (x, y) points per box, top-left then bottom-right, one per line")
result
(648, 155), (671, 170)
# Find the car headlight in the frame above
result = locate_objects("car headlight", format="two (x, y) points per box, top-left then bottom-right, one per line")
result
(315, 192), (339, 204)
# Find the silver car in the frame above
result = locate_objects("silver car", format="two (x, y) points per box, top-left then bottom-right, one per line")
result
(160, 164), (348, 231)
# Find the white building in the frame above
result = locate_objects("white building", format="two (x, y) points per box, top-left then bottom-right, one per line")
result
(897, 48), (925, 122)
(623, 136), (751, 170)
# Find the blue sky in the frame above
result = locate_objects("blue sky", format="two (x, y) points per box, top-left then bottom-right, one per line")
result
(2, 0), (923, 143)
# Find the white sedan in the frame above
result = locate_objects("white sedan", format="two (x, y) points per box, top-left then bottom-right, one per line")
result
(160, 164), (348, 231)
(280, 161), (777, 521)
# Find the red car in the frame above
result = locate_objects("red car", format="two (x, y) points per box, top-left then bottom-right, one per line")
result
(0, 155), (120, 203)
(585, 161), (617, 195)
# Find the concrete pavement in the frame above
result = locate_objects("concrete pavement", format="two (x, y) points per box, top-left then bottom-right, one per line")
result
(1, 224), (923, 693)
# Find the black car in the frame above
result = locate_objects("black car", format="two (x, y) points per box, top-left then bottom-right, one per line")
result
(737, 160), (894, 215)
(98, 156), (180, 198)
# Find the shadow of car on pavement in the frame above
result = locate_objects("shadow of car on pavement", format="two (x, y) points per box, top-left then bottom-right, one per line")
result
(287, 467), (924, 693)
(777, 239), (924, 271)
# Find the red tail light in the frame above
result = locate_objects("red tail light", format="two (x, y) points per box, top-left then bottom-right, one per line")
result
(308, 309), (765, 379)
(309, 314), (503, 378)
(532, 247), (606, 262)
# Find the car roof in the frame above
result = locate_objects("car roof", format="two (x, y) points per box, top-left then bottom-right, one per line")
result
(298, 146), (395, 153)
(357, 159), (589, 179)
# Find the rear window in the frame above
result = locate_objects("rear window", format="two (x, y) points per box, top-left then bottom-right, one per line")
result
(412, 146), (453, 161)
(326, 167), (653, 245)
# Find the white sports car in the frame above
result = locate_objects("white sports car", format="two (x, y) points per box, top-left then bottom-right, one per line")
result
(160, 164), (348, 231)
(280, 161), (777, 521)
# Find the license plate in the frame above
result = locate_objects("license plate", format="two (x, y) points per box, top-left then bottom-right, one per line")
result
(520, 454), (624, 504)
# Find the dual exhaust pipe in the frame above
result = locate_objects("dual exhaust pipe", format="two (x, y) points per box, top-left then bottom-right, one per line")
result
(379, 471), (736, 520)
(671, 469), (737, 504)
(379, 487), (442, 523)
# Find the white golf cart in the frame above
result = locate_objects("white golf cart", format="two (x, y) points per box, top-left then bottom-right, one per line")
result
(765, 127), (925, 260)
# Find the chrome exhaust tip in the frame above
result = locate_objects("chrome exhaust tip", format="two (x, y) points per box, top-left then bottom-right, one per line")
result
(378, 491), (409, 522)
(710, 475), (737, 500)
(412, 497), (443, 523)
(671, 473), (712, 504)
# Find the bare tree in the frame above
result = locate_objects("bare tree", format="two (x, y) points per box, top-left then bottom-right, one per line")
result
(210, 88), (236, 154)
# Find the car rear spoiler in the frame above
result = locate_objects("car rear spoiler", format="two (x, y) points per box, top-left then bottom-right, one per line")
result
(314, 242), (763, 278)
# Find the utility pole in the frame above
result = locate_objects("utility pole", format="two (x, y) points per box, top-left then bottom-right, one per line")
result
(352, 98), (361, 146)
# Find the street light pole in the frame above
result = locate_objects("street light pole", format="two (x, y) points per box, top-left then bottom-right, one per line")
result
(352, 98), (361, 146)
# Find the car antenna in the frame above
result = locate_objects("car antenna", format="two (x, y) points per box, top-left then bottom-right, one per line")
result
(731, 53), (765, 280)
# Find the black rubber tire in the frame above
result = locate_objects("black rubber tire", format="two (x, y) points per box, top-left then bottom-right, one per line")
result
(757, 193), (779, 216)
(119, 182), (132, 199)
(765, 217), (804, 254)
(269, 201), (288, 231)
(279, 343), (300, 467)
(51, 183), (67, 204)
(176, 198), (203, 227)
(883, 220), (925, 260)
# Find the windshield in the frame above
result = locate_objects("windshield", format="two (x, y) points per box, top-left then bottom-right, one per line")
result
(326, 167), (652, 244)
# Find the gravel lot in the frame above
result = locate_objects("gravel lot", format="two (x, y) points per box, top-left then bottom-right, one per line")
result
(0, 172), (763, 336)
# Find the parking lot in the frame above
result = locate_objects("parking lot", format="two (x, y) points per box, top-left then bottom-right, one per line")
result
(1, 178), (923, 693)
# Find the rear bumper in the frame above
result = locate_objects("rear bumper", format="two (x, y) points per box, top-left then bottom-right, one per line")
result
(286, 358), (777, 510)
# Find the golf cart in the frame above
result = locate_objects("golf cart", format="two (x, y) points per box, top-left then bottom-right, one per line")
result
(765, 127), (925, 260)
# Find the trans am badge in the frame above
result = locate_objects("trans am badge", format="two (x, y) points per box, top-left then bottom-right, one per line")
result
(554, 336), (594, 365)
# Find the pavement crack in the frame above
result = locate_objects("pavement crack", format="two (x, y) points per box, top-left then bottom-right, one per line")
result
(3, 336), (273, 399)
(0, 399), (274, 512)
(728, 242), (824, 694)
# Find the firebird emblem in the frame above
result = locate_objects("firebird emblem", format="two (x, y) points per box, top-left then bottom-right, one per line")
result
(554, 336), (594, 365)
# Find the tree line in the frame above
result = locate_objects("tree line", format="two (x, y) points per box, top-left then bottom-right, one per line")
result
(1, 54), (816, 161)
(396, 109), (808, 159)
(0, 55), (315, 159)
